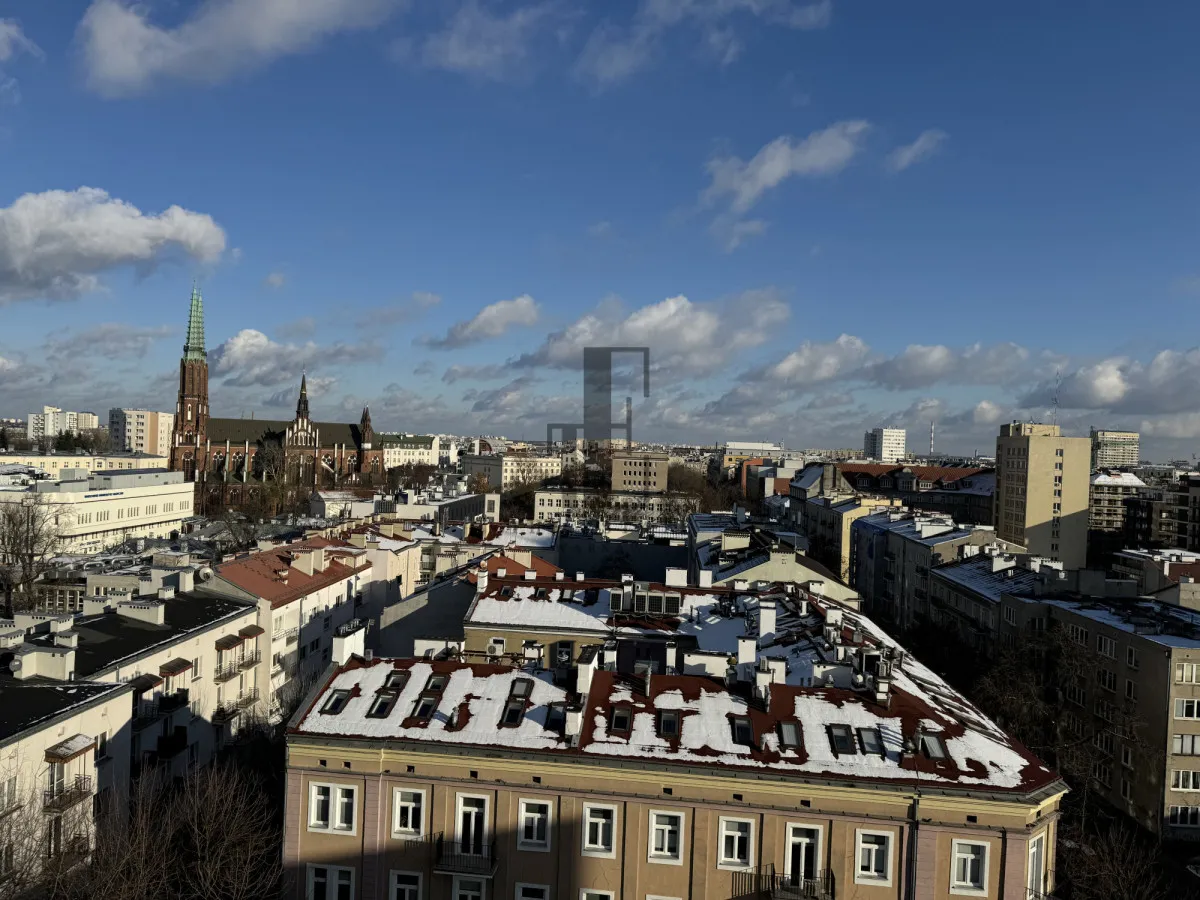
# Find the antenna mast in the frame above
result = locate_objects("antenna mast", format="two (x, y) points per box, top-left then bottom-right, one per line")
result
(929, 420), (935, 458)
(1051, 368), (1062, 427)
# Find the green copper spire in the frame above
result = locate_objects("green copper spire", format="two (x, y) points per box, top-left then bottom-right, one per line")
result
(184, 282), (206, 361)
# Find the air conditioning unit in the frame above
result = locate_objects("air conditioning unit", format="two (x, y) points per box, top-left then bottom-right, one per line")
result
(487, 643), (503, 656)
(364, 649), (374, 661)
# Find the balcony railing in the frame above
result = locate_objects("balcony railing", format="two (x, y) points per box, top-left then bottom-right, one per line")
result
(160, 687), (190, 715)
(43, 775), (93, 813)
(238, 650), (262, 670)
(731, 865), (834, 900)
(47, 834), (90, 866)
(433, 832), (497, 876)
(213, 663), (240, 683)
(212, 703), (240, 724)
(236, 688), (260, 709)
(132, 702), (162, 731)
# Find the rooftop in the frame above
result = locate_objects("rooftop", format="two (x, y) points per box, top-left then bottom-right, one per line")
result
(214, 537), (372, 608)
(0, 679), (130, 744)
(855, 511), (977, 546)
(932, 553), (1044, 605)
(1090, 472), (1148, 488)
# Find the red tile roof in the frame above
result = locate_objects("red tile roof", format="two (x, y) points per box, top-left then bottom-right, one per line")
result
(216, 537), (372, 609)
(466, 554), (561, 583)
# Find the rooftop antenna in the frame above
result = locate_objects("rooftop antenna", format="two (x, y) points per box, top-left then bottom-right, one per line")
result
(929, 420), (935, 458)
(1051, 368), (1062, 427)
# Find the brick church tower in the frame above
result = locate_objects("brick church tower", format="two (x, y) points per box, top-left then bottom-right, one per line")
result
(170, 284), (209, 481)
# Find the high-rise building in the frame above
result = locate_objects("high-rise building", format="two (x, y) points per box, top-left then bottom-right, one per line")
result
(863, 427), (906, 463)
(25, 406), (87, 441)
(109, 408), (176, 455)
(994, 422), (1090, 568)
(1090, 428), (1140, 469)
(76, 411), (99, 431)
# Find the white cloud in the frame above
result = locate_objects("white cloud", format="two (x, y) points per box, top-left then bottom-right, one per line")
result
(0, 19), (39, 62)
(716, 218), (767, 252)
(575, 0), (830, 88)
(515, 289), (789, 381)
(416, 1), (560, 80)
(0, 187), (226, 304)
(210, 329), (381, 387)
(764, 334), (869, 384)
(423, 294), (540, 348)
(44, 324), (173, 360)
(78, 0), (399, 96)
(703, 121), (869, 215)
(263, 271), (286, 289)
(972, 399), (1004, 425)
(265, 376), (336, 407)
(886, 128), (948, 172)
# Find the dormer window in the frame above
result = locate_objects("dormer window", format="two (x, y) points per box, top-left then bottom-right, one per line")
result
(385, 670), (410, 690)
(659, 710), (680, 738)
(731, 716), (753, 746)
(920, 734), (949, 760)
(321, 690), (351, 715)
(778, 720), (801, 749)
(858, 727), (884, 756)
(610, 707), (631, 734)
(828, 724), (856, 756)
(367, 690), (399, 719)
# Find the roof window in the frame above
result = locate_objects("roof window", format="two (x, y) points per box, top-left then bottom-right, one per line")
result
(321, 690), (351, 715)
(857, 727), (884, 756)
(366, 690), (398, 719)
(731, 716), (753, 746)
(610, 707), (631, 734)
(920, 733), (949, 760)
(412, 695), (438, 721)
(385, 670), (410, 690)
(659, 710), (680, 738)
(501, 699), (525, 727)
(778, 720), (801, 749)
(425, 674), (447, 692)
(828, 723), (856, 756)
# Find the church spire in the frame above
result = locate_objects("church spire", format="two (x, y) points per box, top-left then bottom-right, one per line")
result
(296, 372), (310, 420)
(184, 281), (206, 361)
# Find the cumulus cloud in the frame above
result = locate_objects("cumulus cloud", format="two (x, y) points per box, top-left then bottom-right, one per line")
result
(702, 121), (868, 247)
(423, 294), (539, 348)
(442, 363), (511, 383)
(0, 187), (225, 304)
(413, 1), (562, 80)
(276, 316), (316, 339)
(210, 329), (381, 387)
(862, 341), (1030, 390)
(263, 271), (286, 289)
(513, 289), (789, 381)
(78, 0), (399, 96)
(1020, 348), (1200, 416)
(44, 323), (173, 361)
(886, 129), (948, 172)
(762, 334), (869, 385)
(264, 375), (335, 407)
(575, 0), (830, 89)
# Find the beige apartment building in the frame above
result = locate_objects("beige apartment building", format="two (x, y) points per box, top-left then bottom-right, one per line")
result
(1088, 471), (1145, 533)
(802, 495), (903, 582)
(997, 575), (1200, 838)
(610, 450), (669, 493)
(109, 408), (175, 455)
(284, 588), (1066, 900)
(0, 451), (169, 474)
(994, 423), (1089, 569)
(1090, 428), (1140, 469)
(461, 454), (563, 491)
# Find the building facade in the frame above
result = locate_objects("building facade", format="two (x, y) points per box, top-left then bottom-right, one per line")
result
(167, 286), (385, 508)
(1089, 471), (1146, 537)
(0, 451), (169, 475)
(994, 423), (1089, 569)
(109, 408), (175, 456)
(381, 435), (442, 470)
(863, 428), (906, 464)
(461, 454), (563, 491)
(534, 488), (696, 525)
(1090, 428), (1140, 470)
(610, 450), (669, 493)
(25, 407), (97, 442)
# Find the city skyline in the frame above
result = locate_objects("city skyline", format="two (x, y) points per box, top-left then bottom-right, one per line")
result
(2, 2), (1200, 457)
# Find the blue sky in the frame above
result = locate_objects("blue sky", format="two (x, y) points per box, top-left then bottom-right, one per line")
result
(1, 1), (1199, 458)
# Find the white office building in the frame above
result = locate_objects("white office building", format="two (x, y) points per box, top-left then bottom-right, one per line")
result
(26, 407), (95, 442)
(864, 427), (906, 463)
(109, 408), (175, 455)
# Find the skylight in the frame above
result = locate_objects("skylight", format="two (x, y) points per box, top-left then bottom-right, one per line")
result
(611, 707), (631, 733)
(659, 710), (680, 738)
(501, 699), (525, 727)
(731, 716), (753, 746)
(321, 690), (350, 715)
(366, 690), (398, 719)
(384, 670), (410, 690)
(858, 727), (884, 756)
(778, 720), (801, 749)
(413, 695), (438, 721)
(921, 734), (949, 760)
(828, 724), (856, 756)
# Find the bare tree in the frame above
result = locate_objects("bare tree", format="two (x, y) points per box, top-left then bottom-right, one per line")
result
(466, 471), (491, 494)
(0, 494), (70, 617)
(1057, 819), (1182, 900)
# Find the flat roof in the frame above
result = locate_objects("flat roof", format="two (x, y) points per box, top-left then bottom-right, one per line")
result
(0, 679), (130, 744)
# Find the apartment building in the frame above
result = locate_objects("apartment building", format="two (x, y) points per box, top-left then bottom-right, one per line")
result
(1089, 471), (1146, 533)
(927, 551), (1050, 653)
(997, 575), (1200, 838)
(461, 454), (563, 491)
(1090, 428), (1140, 469)
(1123, 487), (1183, 550)
(1112, 548), (1200, 594)
(720, 440), (784, 471)
(209, 538), (380, 720)
(0, 469), (194, 554)
(381, 435), (442, 470)
(863, 427), (906, 463)
(801, 495), (904, 582)
(284, 590), (1066, 900)
(994, 423), (1090, 569)
(108, 408), (175, 455)
(848, 511), (1011, 629)
(611, 450), (669, 493)
(26, 407), (96, 442)
(534, 487), (696, 525)
(0, 451), (169, 474)
(0, 679), (133, 881)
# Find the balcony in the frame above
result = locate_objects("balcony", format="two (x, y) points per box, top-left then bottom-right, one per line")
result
(157, 726), (188, 761)
(132, 702), (162, 732)
(160, 688), (190, 715)
(43, 775), (93, 813)
(238, 650), (262, 671)
(213, 663), (240, 683)
(236, 688), (260, 709)
(433, 832), (497, 877)
(731, 866), (834, 900)
(47, 834), (90, 866)
(212, 703), (240, 725)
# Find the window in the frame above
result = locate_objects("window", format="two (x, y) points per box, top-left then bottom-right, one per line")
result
(453, 877), (485, 900)
(920, 733), (948, 760)
(1097, 668), (1116, 692)
(659, 710), (679, 738)
(855, 830), (892, 886)
(858, 727), (884, 756)
(580, 893), (612, 900)
(1174, 734), (1200, 755)
(308, 865), (354, 900)
(385, 670), (410, 690)
(582, 804), (616, 856)
(1177, 663), (1200, 684)
(718, 818), (753, 869)
(1093, 731), (1114, 756)
(516, 886), (548, 900)
(1003, 606), (1017, 626)
(393, 790), (424, 837)
(1170, 806), (1200, 827)
(518, 800), (552, 851)
(413, 696), (438, 721)
(95, 731), (109, 762)
(730, 716), (753, 746)
(322, 690), (351, 715)
(1127, 646), (1140, 670)
(950, 841), (987, 894)
(1068, 624), (1089, 646)
(649, 811), (683, 863)
(309, 783), (356, 834)
(1065, 682), (1087, 707)
(1097, 635), (1116, 658)
(1092, 762), (1112, 787)
(611, 708), (631, 734)
(502, 700), (526, 727)
(1177, 699), (1200, 720)
(368, 691), (399, 719)
(1173, 770), (1200, 791)
(391, 872), (421, 900)
(828, 724), (856, 756)
(778, 720), (801, 749)
(1125, 679), (1138, 701)
(0, 776), (16, 812)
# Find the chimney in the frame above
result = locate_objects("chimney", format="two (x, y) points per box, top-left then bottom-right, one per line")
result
(158, 586), (175, 601)
(621, 574), (634, 584)
(665, 640), (677, 675)
(82, 597), (110, 617)
(577, 646), (599, 696)
(698, 569), (713, 589)
(758, 600), (777, 640)
(348, 533), (367, 548)
(497, 568), (507, 578)
(737, 635), (756, 669)
(117, 600), (166, 626)
(177, 569), (194, 593)
(665, 568), (687, 587)
(475, 567), (489, 596)
(292, 551), (314, 575)
(733, 579), (749, 592)
(555, 571), (565, 581)
(331, 620), (366, 665)
(576, 572), (585, 582)
(524, 569), (537, 581)
(54, 630), (79, 649)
